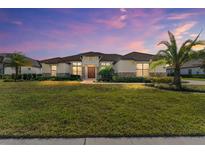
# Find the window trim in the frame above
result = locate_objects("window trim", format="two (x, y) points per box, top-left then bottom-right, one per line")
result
(72, 62), (82, 76)
(136, 63), (149, 77)
(51, 65), (57, 76)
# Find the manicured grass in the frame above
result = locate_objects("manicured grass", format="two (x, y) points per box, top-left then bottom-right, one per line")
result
(183, 77), (205, 81)
(185, 85), (205, 91)
(0, 80), (205, 137)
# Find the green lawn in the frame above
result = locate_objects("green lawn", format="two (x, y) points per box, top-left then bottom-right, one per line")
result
(0, 81), (205, 138)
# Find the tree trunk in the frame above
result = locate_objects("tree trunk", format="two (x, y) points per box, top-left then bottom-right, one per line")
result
(15, 66), (18, 82)
(173, 66), (181, 90)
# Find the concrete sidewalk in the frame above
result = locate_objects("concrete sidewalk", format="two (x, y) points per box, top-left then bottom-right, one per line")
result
(0, 137), (205, 145)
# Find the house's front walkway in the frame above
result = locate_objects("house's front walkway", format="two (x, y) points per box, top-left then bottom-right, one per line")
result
(1, 137), (205, 145)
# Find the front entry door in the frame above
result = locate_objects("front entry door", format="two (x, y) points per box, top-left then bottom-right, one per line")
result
(88, 67), (95, 78)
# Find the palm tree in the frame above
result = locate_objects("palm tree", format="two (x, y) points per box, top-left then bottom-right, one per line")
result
(151, 31), (205, 89)
(9, 52), (31, 81)
(0, 56), (4, 76)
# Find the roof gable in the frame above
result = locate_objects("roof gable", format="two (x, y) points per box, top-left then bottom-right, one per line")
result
(122, 52), (154, 61)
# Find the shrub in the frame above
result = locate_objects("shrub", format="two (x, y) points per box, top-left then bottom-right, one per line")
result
(150, 77), (173, 84)
(3, 79), (15, 82)
(53, 76), (67, 81)
(112, 76), (151, 83)
(70, 75), (81, 81)
(2, 75), (12, 79)
(36, 76), (51, 81)
(181, 74), (205, 78)
(36, 75), (81, 81)
(99, 66), (114, 82)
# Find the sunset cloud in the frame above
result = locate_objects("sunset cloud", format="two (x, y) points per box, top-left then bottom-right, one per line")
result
(167, 13), (198, 20)
(126, 40), (149, 52)
(96, 16), (127, 29)
(174, 21), (197, 39)
(10, 20), (23, 26)
(0, 8), (204, 59)
(120, 8), (127, 13)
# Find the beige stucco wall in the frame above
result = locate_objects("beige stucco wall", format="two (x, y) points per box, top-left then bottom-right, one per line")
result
(57, 63), (70, 74)
(21, 67), (42, 74)
(41, 63), (51, 74)
(41, 63), (70, 74)
(4, 67), (15, 75)
(180, 67), (205, 75)
(115, 60), (136, 73)
(4, 67), (42, 75)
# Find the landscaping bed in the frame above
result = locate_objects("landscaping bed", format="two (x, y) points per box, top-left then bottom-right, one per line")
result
(0, 81), (205, 137)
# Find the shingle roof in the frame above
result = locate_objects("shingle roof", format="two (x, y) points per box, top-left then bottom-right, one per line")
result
(62, 52), (122, 62)
(40, 57), (63, 64)
(122, 52), (154, 61)
(0, 53), (41, 68)
(62, 55), (81, 62)
(40, 51), (154, 64)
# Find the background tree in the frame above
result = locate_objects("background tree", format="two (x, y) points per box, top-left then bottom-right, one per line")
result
(0, 56), (4, 76)
(151, 31), (205, 89)
(9, 52), (31, 81)
(201, 59), (205, 73)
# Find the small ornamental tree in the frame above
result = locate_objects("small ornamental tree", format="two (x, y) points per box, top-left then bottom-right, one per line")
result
(9, 52), (31, 81)
(99, 66), (114, 82)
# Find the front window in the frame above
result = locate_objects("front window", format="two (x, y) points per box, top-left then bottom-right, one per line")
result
(100, 62), (111, 69)
(136, 63), (149, 77)
(51, 65), (57, 76)
(72, 62), (82, 75)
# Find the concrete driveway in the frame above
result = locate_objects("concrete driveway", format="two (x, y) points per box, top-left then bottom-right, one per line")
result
(183, 79), (205, 85)
(1, 137), (205, 145)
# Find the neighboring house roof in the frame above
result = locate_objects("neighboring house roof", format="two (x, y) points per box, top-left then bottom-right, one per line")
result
(0, 53), (41, 68)
(166, 59), (205, 70)
(41, 51), (153, 64)
(122, 52), (154, 61)
(181, 59), (204, 69)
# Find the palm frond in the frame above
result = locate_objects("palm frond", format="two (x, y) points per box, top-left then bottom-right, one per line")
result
(150, 59), (167, 69)
(178, 31), (205, 65)
(158, 41), (171, 49)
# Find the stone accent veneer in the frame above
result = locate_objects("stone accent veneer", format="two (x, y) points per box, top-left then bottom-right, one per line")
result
(42, 73), (51, 77)
(82, 66), (85, 79)
(117, 72), (136, 77)
(57, 73), (70, 77)
(149, 72), (167, 77)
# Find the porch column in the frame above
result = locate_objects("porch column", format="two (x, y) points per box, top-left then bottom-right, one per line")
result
(82, 66), (85, 80)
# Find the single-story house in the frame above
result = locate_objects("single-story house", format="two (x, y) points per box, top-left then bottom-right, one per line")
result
(40, 51), (166, 80)
(0, 53), (42, 75)
(167, 59), (205, 75)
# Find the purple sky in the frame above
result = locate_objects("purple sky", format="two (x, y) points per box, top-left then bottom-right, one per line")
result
(0, 8), (205, 60)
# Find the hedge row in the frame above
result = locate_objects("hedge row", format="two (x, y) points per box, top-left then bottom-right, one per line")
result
(112, 76), (151, 83)
(1, 74), (81, 82)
